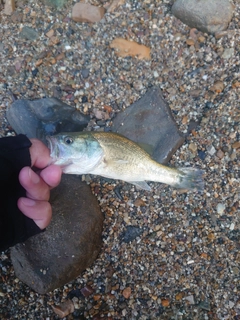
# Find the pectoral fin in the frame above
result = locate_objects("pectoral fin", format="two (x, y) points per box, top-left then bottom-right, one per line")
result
(129, 181), (152, 191)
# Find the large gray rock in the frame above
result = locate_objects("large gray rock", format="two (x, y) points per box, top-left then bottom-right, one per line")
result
(11, 175), (104, 294)
(172, 0), (234, 34)
(112, 86), (185, 164)
(6, 97), (89, 144)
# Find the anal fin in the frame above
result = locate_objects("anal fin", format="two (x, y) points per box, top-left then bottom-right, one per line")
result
(128, 181), (152, 191)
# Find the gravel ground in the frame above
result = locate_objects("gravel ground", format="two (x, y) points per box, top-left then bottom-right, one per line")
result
(0, 0), (239, 319)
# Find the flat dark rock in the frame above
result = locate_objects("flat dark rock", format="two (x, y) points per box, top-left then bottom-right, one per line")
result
(11, 175), (104, 294)
(112, 86), (184, 164)
(6, 97), (90, 144)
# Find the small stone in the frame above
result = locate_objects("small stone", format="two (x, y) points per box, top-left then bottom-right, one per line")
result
(232, 80), (240, 88)
(72, 3), (106, 23)
(208, 232), (215, 241)
(110, 38), (151, 60)
(198, 36), (205, 42)
(209, 81), (225, 93)
(161, 298), (170, 307)
(221, 48), (234, 59)
(81, 285), (94, 297)
(52, 300), (74, 318)
(122, 287), (131, 299)
(186, 39), (195, 46)
(189, 143), (198, 153)
(42, 0), (67, 8)
(189, 89), (202, 97)
(182, 115), (188, 124)
(35, 59), (43, 67)
(198, 300), (211, 311)
(81, 68), (90, 79)
(121, 226), (143, 243)
(216, 149), (224, 159)
(20, 26), (39, 41)
(45, 29), (54, 38)
(200, 252), (208, 259)
(93, 294), (102, 301)
(175, 292), (184, 301)
(134, 198), (146, 207)
(207, 145), (216, 156)
(185, 295), (195, 304)
(232, 141), (240, 149)
(4, 0), (15, 15)
(107, 0), (126, 13)
(11, 11), (23, 22)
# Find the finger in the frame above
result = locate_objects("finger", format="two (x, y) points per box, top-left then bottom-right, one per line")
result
(40, 165), (62, 189)
(19, 167), (50, 201)
(17, 198), (52, 230)
(29, 139), (51, 168)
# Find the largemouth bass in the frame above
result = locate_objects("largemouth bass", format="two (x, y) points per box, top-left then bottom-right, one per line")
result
(47, 132), (204, 191)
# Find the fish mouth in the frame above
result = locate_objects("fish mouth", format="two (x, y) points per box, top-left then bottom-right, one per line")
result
(46, 135), (59, 163)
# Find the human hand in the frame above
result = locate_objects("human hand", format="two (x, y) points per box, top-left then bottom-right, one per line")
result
(17, 139), (62, 229)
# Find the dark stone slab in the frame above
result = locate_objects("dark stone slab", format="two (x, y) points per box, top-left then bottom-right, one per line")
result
(6, 97), (90, 144)
(112, 86), (185, 164)
(11, 175), (104, 294)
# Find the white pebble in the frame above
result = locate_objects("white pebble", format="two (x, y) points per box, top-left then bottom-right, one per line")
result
(216, 203), (225, 215)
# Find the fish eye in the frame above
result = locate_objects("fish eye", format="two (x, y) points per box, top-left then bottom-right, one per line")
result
(64, 136), (74, 145)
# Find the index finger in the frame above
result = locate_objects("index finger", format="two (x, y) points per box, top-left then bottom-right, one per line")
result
(29, 139), (51, 168)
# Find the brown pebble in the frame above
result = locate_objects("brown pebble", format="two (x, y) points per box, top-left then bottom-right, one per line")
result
(161, 298), (170, 307)
(46, 29), (54, 38)
(232, 80), (240, 88)
(35, 59), (43, 67)
(182, 115), (188, 124)
(56, 52), (65, 60)
(189, 89), (202, 97)
(52, 300), (74, 318)
(186, 39), (195, 46)
(216, 149), (224, 159)
(134, 198), (146, 207)
(189, 28), (199, 41)
(189, 143), (198, 153)
(209, 81), (224, 93)
(122, 287), (131, 299)
(81, 285), (94, 297)
(93, 294), (102, 301)
(200, 252), (208, 259)
(175, 292), (184, 301)
(72, 3), (106, 23)
(232, 141), (240, 149)
(207, 233), (215, 241)
(198, 36), (205, 43)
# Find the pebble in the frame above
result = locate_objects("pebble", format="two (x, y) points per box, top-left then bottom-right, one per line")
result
(189, 142), (198, 153)
(216, 203), (226, 215)
(72, 3), (106, 23)
(4, 0), (15, 15)
(122, 287), (131, 299)
(207, 145), (216, 156)
(221, 48), (235, 59)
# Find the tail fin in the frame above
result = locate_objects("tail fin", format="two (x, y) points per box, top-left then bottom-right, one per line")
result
(175, 168), (204, 192)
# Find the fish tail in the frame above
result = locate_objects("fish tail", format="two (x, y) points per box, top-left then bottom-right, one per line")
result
(174, 167), (204, 192)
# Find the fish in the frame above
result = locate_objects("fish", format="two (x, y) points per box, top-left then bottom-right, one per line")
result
(46, 131), (204, 192)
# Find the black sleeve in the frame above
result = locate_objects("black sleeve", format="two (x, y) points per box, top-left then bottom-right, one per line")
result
(0, 134), (43, 252)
